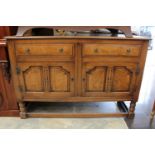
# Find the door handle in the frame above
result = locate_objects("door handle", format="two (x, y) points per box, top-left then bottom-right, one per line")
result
(94, 48), (99, 53)
(82, 78), (86, 81)
(25, 48), (30, 54)
(71, 77), (74, 81)
(59, 48), (64, 53)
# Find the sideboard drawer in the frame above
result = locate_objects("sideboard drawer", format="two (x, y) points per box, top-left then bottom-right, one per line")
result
(15, 44), (74, 56)
(82, 44), (141, 57)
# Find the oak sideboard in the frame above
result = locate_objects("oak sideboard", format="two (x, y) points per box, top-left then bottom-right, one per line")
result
(6, 33), (149, 118)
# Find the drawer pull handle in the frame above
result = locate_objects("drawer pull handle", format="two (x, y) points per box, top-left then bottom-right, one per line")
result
(59, 48), (64, 53)
(94, 48), (99, 53)
(127, 49), (131, 53)
(71, 77), (74, 81)
(25, 48), (30, 54)
(82, 78), (86, 81)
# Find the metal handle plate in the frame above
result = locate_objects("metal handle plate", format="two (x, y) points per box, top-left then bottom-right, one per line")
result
(25, 48), (30, 54)
(94, 48), (99, 53)
(59, 48), (64, 53)
(126, 49), (131, 53)
(71, 77), (74, 81)
(82, 78), (86, 81)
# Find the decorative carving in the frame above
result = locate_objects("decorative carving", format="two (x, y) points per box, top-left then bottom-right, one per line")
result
(43, 67), (50, 92)
(1, 62), (11, 82)
(128, 100), (136, 118)
(19, 102), (27, 119)
(150, 111), (155, 120)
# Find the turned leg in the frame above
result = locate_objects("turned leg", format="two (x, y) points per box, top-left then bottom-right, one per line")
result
(150, 101), (155, 120)
(19, 101), (27, 119)
(128, 100), (136, 119)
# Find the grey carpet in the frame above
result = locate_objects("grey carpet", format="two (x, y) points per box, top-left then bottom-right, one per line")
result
(0, 117), (128, 129)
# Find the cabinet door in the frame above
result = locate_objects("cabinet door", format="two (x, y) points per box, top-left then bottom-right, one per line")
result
(82, 62), (109, 96)
(17, 62), (75, 100)
(82, 62), (138, 97)
(110, 64), (137, 94)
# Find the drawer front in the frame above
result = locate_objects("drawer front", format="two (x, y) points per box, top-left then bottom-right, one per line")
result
(82, 44), (141, 57)
(15, 44), (74, 56)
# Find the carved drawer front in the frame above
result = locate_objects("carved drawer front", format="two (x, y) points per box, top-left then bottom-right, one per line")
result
(82, 44), (141, 57)
(17, 62), (75, 99)
(15, 44), (74, 56)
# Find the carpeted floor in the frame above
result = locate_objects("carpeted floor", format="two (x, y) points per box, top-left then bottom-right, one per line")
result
(0, 117), (128, 129)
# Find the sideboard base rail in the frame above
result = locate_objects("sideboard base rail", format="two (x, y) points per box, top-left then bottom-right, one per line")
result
(26, 112), (128, 118)
(18, 100), (135, 119)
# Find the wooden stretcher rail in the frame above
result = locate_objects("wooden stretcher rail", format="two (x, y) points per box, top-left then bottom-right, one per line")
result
(27, 112), (128, 118)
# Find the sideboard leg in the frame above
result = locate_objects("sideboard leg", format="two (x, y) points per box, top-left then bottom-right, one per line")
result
(19, 101), (27, 119)
(128, 100), (136, 119)
(151, 111), (155, 120)
(150, 101), (155, 120)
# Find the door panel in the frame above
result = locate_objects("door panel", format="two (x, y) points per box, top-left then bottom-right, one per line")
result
(111, 66), (133, 92)
(82, 63), (108, 96)
(17, 62), (75, 99)
(85, 66), (107, 92)
(23, 66), (44, 92)
(49, 65), (73, 92)
(82, 62), (138, 97)
(110, 64), (137, 93)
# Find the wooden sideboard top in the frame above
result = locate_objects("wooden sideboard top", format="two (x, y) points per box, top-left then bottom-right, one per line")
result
(5, 35), (150, 41)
